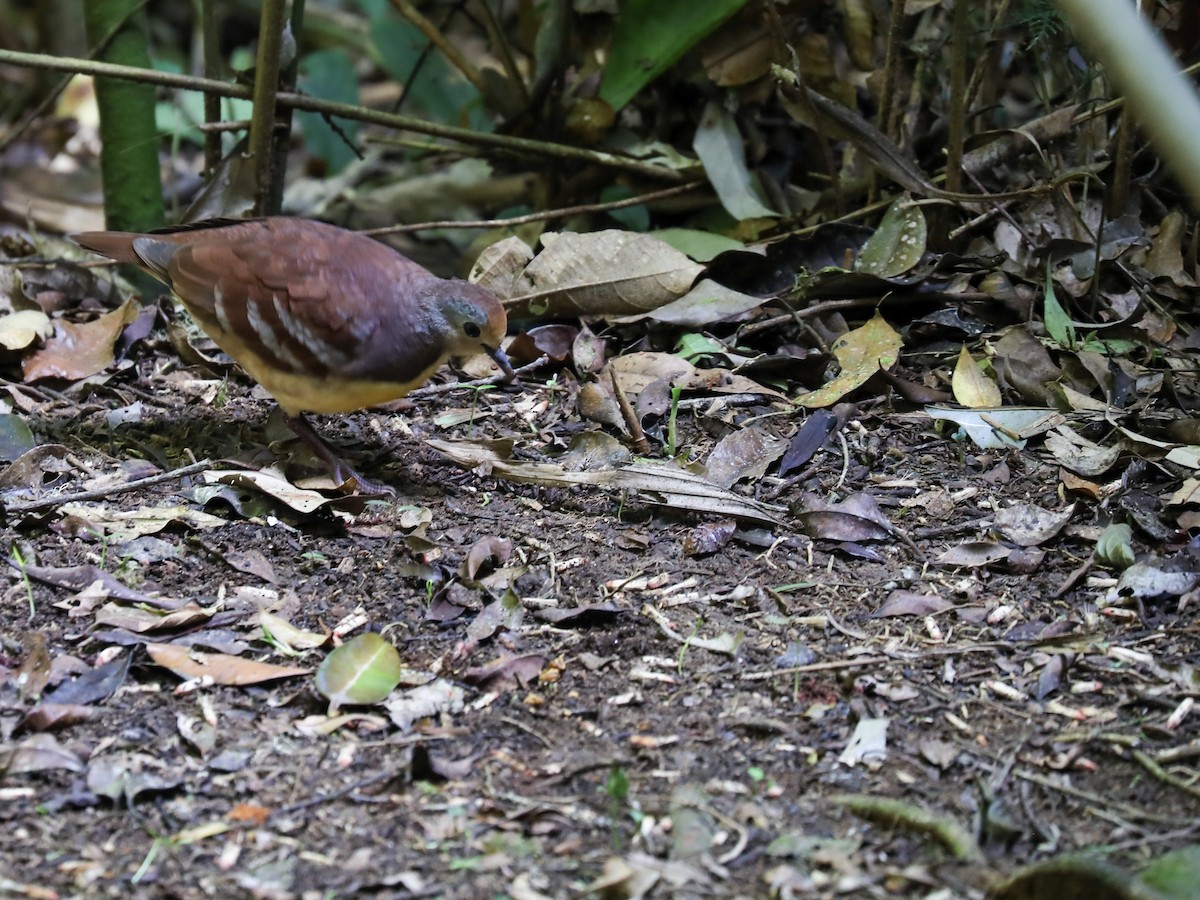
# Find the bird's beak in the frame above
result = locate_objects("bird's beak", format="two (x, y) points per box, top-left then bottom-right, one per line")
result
(487, 345), (516, 383)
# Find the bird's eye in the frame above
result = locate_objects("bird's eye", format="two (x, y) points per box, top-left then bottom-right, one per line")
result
(463, 321), (482, 338)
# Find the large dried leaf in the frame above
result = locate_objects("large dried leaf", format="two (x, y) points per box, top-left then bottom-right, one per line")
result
(499, 231), (704, 318)
(704, 425), (787, 487)
(427, 438), (785, 525)
(23, 298), (140, 382)
(146, 643), (309, 685)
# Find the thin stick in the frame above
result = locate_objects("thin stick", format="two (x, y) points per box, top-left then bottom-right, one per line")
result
(407, 356), (550, 399)
(608, 366), (651, 456)
(390, 0), (490, 104)
(0, 49), (685, 182)
(5, 459), (213, 514)
(364, 182), (705, 236)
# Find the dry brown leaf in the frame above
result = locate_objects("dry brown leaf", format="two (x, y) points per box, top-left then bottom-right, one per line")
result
(23, 298), (140, 382)
(497, 230), (704, 318)
(427, 438), (785, 525)
(146, 643), (309, 685)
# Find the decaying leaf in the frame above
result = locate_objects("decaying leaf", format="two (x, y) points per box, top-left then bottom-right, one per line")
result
(385, 679), (466, 732)
(494, 230), (705, 318)
(951, 345), (1001, 409)
(797, 312), (902, 408)
(993, 502), (1075, 546)
(23, 298), (140, 381)
(147, 643), (310, 686)
(427, 438), (785, 525)
(855, 198), (927, 278)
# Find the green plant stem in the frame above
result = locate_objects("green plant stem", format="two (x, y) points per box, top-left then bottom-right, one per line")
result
(248, 0), (287, 215)
(1054, 0), (1200, 209)
(666, 384), (682, 457)
(82, 0), (165, 235)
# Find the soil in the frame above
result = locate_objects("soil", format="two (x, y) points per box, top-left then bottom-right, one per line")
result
(1, 365), (1198, 900)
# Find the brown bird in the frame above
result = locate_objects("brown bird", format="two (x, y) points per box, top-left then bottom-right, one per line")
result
(73, 217), (513, 493)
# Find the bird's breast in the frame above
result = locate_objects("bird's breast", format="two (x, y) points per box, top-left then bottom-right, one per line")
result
(203, 321), (448, 415)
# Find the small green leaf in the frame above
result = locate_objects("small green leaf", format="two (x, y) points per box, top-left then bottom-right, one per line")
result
(1137, 845), (1200, 899)
(1095, 523), (1135, 570)
(315, 632), (403, 711)
(675, 332), (725, 362)
(1043, 263), (1076, 349)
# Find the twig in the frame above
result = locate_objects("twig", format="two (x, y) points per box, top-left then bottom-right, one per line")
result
(364, 182), (705, 236)
(1130, 748), (1200, 803)
(271, 770), (396, 818)
(0, 48), (687, 182)
(1013, 767), (1192, 826)
(407, 356), (550, 399)
(500, 715), (553, 749)
(739, 655), (890, 681)
(469, 0), (527, 107)
(4, 458), (212, 514)
(608, 366), (652, 456)
(390, 0), (492, 107)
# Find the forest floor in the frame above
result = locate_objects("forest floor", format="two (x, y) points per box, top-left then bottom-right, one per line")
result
(2, 354), (1197, 900)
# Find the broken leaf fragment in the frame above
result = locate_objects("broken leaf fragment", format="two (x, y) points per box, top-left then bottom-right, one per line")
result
(315, 632), (403, 711)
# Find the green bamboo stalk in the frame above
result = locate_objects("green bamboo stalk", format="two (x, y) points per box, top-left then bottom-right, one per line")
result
(82, 0), (165, 233)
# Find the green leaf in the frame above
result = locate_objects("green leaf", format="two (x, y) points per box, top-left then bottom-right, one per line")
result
(1095, 523), (1135, 570)
(0, 414), (36, 462)
(1043, 263), (1076, 349)
(675, 332), (725, 361)
(315, 632), (403, 711)
(599, 0), (751, 111)
(297, 49), (361, 174)
(369, 14), (489, 131)
(650, 228), (743, 261)
(1137, 846), (1200, 899)
(855, 199), (927, 277)
(693, 102), (778, 221)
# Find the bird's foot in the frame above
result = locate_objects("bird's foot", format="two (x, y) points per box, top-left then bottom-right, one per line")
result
(283, 411), (396, 497)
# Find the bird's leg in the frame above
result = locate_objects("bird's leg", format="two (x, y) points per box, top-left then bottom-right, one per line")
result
(282, 411), (396, 496)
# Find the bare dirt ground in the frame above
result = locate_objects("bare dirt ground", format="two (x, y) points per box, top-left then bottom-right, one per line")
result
(2, 354), (1198, 899)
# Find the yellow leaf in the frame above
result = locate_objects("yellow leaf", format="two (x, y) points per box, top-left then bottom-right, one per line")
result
(951, 346), (1001, 408)
(797, 312), (902, 408)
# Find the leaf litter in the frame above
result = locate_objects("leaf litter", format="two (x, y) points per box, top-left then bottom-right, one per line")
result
(5, 5), (1200, 898)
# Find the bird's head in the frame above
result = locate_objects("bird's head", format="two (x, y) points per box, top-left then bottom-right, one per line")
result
(430, 281), (514, 380)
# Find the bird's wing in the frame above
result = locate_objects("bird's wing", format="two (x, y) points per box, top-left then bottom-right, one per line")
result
(149, 221), (438, 381)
